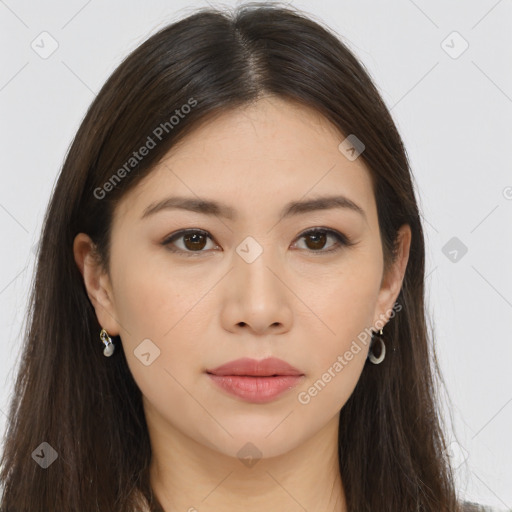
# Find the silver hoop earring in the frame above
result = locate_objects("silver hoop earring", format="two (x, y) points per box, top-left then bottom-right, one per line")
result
(100, 328), (115, 357)
(368, 328), (385, 364)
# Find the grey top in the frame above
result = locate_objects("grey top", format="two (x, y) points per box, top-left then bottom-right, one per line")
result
(462, 502), (509, 512)
(147, 499), (506, 511)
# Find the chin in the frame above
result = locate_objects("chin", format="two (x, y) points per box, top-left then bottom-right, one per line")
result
(194, 421), (309, 462)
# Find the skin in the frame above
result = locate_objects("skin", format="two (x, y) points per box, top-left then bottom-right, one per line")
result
(74, 95), (411, 512)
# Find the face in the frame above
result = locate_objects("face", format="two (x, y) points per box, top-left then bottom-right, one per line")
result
(75, 95), (410, 461)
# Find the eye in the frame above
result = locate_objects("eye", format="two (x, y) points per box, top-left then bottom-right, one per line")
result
(292, 228), (354, 254)
(161, 227), (354, 256)
(162, 229), (217, 256)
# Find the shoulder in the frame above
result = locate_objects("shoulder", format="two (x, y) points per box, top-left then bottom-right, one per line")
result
(461, 501), (509, 512)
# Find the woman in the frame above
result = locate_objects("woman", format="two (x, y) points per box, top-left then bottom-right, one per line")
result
(0, 3), (498, 511)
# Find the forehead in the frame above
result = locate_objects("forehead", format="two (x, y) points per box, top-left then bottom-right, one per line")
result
(114, 96), (376, 225)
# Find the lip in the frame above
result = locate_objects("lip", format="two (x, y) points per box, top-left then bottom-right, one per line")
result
(206, 357), (303, 377)
(206, 357), (304, 403)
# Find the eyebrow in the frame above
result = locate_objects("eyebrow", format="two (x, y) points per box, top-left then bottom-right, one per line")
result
(141, 194), (366, 221)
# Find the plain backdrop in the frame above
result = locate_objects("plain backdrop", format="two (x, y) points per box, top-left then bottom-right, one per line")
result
(1, 0), (511, 508)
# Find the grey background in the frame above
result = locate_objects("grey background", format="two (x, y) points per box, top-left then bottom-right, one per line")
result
(1, 0), (511, 508)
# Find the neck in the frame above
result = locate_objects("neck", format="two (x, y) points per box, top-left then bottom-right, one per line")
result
(148, 413), (346, 512)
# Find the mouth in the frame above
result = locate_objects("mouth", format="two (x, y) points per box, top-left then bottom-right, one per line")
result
(205, 357), (304, 403)
(206, 374), (305, 403)
(206, 356), (304, 377)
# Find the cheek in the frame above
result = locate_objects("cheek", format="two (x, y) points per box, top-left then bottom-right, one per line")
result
(294, 279), (375, 418)
(110, 244), (196, 340)
(294, 252), (381, 397)
(296, 348), (367, 418)
(109, 253), (210, 397)
(301, 253), (382, 341)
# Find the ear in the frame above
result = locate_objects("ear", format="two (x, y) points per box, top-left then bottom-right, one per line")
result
(373, 224), (411, 326)
(73, 232), (121, 336)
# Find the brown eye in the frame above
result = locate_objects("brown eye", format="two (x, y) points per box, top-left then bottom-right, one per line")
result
(294, 228), (352, 254)
(162, 229), (217, 256)
(304, 231), (328, 250)
(182, 232), (208, 251)
(162, 227), (353, 257)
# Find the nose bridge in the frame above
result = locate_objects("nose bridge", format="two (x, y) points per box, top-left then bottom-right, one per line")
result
(233, 233), (282, 296)
(225, 233), (290, 330)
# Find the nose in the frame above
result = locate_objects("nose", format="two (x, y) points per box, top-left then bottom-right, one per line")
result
(220, 246), (293, 336)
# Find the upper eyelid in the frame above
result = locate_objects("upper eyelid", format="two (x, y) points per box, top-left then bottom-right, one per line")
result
(163, 227), (350, 250)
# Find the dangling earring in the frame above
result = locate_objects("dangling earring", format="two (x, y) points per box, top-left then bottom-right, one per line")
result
(368, 328), (385, 364)
(100, 328), (115, 357)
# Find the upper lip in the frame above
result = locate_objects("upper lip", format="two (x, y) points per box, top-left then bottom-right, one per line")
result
(206, 357), (303, 377)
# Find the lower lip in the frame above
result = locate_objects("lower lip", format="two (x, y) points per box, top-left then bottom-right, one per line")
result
(207, 374), (304, 403)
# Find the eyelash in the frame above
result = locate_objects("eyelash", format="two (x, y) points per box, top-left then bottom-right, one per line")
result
(161, 227), (355, 257)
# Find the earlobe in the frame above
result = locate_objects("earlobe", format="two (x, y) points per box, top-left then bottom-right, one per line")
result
(73, 233), (121, 336)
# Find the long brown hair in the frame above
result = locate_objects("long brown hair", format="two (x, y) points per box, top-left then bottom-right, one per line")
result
(0, 2), (462, 510)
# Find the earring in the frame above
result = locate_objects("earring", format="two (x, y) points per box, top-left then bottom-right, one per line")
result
(100, 328), (115, 357)
(368, 328), (385, 364)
